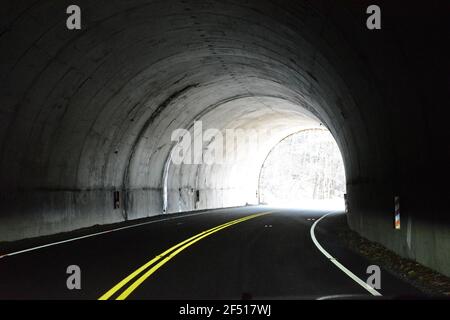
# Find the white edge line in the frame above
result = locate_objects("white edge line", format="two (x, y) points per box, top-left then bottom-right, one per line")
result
(310, 212), (382, 296)
(0, 210), (221, 259)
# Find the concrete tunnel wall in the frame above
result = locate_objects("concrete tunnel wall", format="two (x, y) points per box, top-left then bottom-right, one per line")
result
(0, 1), (449, 276)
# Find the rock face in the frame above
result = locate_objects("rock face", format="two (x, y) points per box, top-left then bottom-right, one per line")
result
(259, 129), (345, 205)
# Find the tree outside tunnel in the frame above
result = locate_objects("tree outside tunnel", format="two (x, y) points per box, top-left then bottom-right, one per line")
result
(258, 129), (346, 210)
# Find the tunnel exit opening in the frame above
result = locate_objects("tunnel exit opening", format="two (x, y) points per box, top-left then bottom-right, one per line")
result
(258, 129), (346, 210)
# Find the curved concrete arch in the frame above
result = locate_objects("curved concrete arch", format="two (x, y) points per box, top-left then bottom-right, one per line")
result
(163, 96), (321, 213)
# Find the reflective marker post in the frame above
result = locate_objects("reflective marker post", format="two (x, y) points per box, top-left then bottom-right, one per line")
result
(394, 196), (400, 230)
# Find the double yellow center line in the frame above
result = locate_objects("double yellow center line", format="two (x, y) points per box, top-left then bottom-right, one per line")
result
(99, 211), (272, 300)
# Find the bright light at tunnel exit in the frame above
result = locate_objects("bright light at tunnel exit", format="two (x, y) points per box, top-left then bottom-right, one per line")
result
(258, 129), (346, 211)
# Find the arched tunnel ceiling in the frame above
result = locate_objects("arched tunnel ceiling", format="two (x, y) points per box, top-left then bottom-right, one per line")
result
(1, 0), (376, 194)
(0, 0), (449, 278)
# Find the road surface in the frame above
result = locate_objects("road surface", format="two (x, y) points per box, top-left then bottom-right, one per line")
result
(0, 206), (422, 299)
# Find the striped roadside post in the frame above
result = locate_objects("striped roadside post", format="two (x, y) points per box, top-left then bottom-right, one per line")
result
(394, 196), (400, 229)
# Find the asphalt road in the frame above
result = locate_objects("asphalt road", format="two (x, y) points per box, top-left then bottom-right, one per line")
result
(0, 206), (423, 299)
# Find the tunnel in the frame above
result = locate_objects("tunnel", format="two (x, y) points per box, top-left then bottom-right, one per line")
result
(1, 0), (449, 282)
